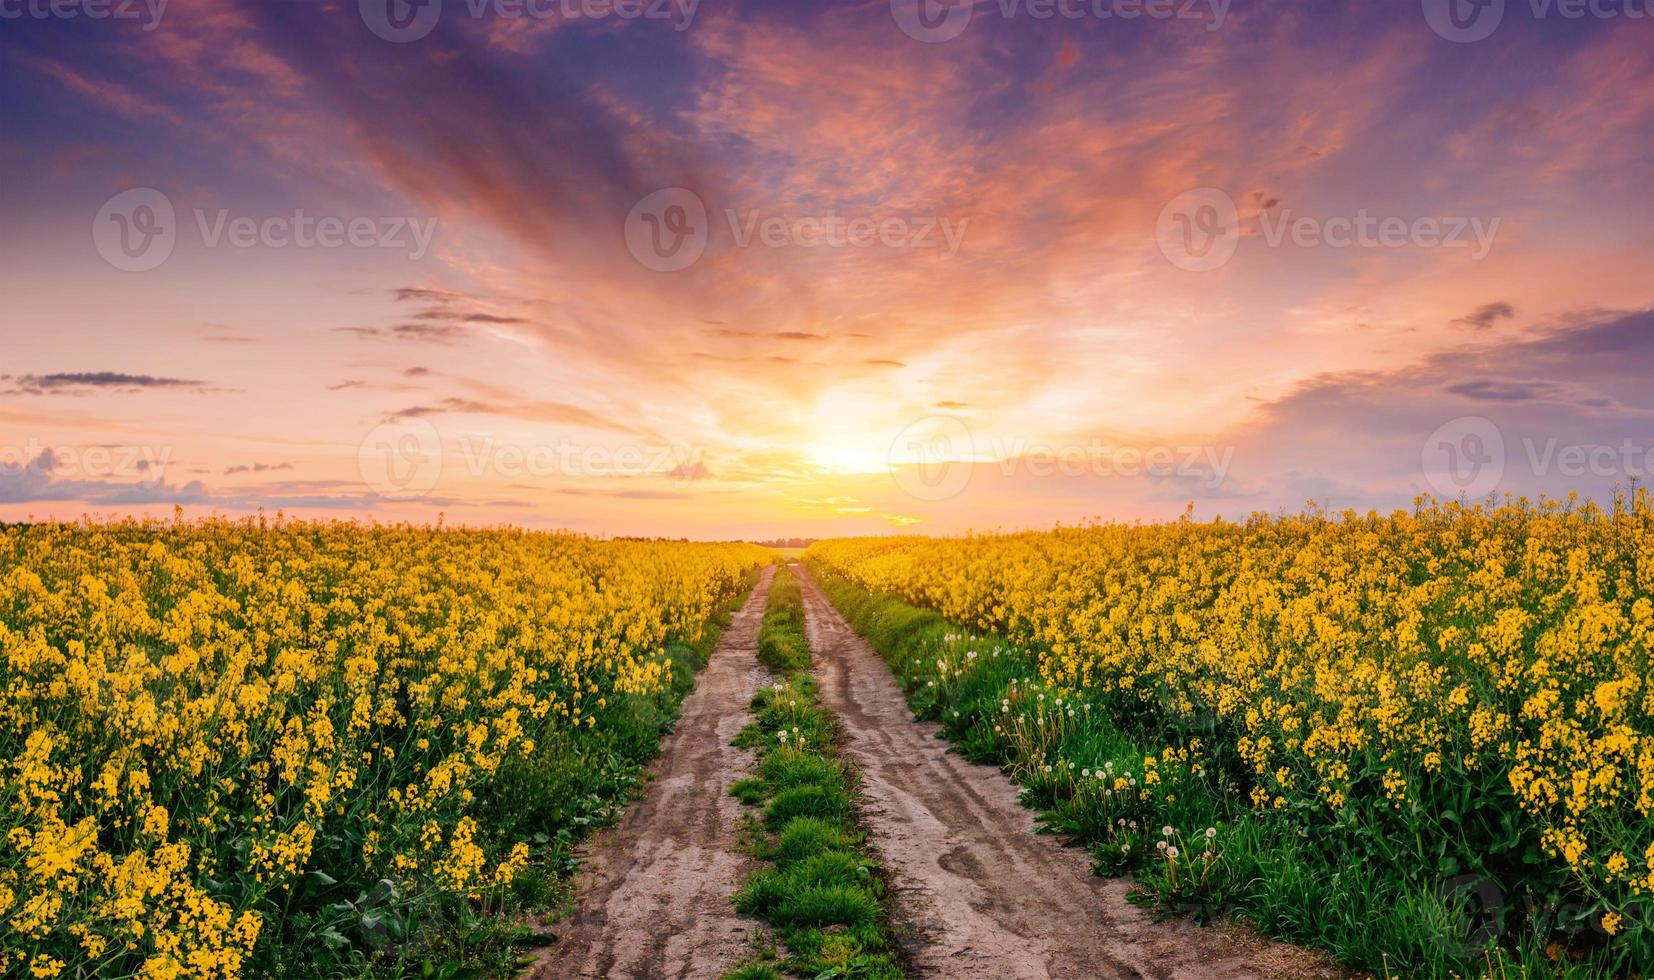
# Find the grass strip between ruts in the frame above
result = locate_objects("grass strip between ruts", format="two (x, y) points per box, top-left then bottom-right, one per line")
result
(722, 565), (905, 980)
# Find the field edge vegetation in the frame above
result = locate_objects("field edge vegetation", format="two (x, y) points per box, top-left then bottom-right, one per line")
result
(0, 520), (770, 979)
(805, 529), (1649, 980)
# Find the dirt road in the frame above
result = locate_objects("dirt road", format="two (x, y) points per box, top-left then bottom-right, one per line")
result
(794, 565), (1335, 980)
(531, 567), (775, 980)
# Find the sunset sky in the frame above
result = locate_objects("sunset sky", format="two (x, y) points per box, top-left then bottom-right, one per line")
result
(2, 0), (1650, 538)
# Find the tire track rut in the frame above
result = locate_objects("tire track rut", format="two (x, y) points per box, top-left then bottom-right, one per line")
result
(795, 564), (1337, 980)
(530, 567), (775, 980)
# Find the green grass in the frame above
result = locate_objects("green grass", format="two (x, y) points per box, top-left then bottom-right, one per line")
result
(774, 818), (851, 864)
(759, 752), (840, 790)
(754, 567), (810, 673)
(731, 777), (769, 806)
(724, 962), (786, 980)
(722, 567), (905, 980)
(807, 560), (1640, 980)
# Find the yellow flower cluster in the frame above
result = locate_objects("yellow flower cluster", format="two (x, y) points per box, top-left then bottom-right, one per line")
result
(0, 516), (768, 977)
(810, 493), (1653, 932)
